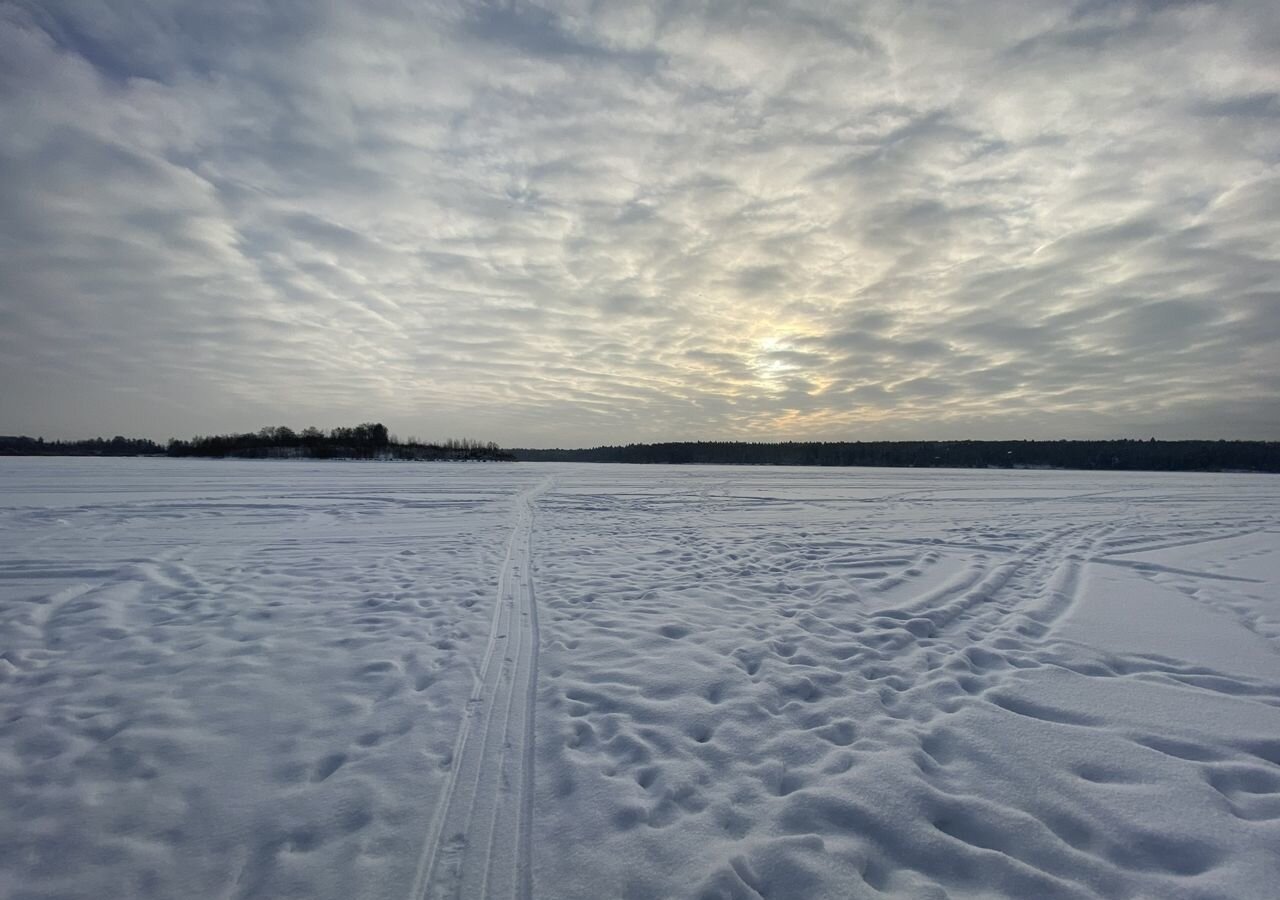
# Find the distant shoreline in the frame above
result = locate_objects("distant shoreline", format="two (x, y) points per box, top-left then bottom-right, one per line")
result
(0, 455), (1275, 477)
(510, 439), (1280, 474)
(4, 436), (1276, 473)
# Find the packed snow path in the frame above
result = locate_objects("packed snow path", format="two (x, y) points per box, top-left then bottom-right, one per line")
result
(413, 477), (550, 900)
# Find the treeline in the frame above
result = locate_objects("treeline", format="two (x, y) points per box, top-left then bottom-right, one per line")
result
(6, 433), (1276, 471)
(0, 435), (165, 456)
(167, 424), (514, 461)
(511, 440), (1280, 473)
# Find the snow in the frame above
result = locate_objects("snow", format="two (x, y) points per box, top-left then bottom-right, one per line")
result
(1, 458), (1278, 899)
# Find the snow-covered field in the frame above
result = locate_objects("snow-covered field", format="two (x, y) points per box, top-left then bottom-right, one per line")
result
(1, 459), (1278, 900)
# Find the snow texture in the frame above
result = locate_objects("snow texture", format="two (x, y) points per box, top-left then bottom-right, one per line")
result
(1, 458), (1278, 899)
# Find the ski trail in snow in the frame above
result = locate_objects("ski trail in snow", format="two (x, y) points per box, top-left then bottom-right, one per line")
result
(413, 476), (552, 900)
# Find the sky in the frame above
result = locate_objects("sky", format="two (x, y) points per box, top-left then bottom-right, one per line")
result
(1, 1), (1278, 446)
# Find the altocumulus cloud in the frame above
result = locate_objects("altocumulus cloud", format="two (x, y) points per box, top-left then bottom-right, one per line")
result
(1, 0), (1278, 444)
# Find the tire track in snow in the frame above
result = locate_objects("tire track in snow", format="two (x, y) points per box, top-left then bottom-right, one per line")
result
(412, 476), (552, 900)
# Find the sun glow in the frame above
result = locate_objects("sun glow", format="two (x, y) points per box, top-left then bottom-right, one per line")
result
(752, 335), (797, 383)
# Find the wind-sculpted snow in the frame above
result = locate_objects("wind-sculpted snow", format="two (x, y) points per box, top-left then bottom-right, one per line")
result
(0, 458), (546, 900)
(533, 467), (1280, 899)
(1, 460), (1278, 899)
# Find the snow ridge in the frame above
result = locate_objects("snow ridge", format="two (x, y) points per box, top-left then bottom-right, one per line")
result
(412, 476), (552, 900)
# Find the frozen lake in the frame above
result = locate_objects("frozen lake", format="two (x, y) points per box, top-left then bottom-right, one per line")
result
(1, 458), (1278, 899)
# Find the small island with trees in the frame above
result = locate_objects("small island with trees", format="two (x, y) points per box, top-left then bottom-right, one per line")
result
(169, 424), (514, 460)
(1, 424), (514, 461)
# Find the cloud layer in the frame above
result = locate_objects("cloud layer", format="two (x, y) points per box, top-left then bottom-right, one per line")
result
(2, 0), (1278, 443)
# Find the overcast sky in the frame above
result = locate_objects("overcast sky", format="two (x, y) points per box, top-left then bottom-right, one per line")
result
(2, 1), (1278, 445)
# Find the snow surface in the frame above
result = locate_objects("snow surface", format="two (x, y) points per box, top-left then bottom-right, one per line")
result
(1, 458), (1278, 899)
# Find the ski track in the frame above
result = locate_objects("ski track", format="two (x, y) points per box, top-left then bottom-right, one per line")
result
(412, 476), (551, 900)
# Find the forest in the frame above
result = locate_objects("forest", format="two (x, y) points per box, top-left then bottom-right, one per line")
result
(511, 439), (1280, 472)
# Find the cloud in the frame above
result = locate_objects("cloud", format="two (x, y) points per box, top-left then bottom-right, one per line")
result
(1, 0), (1278, 443)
